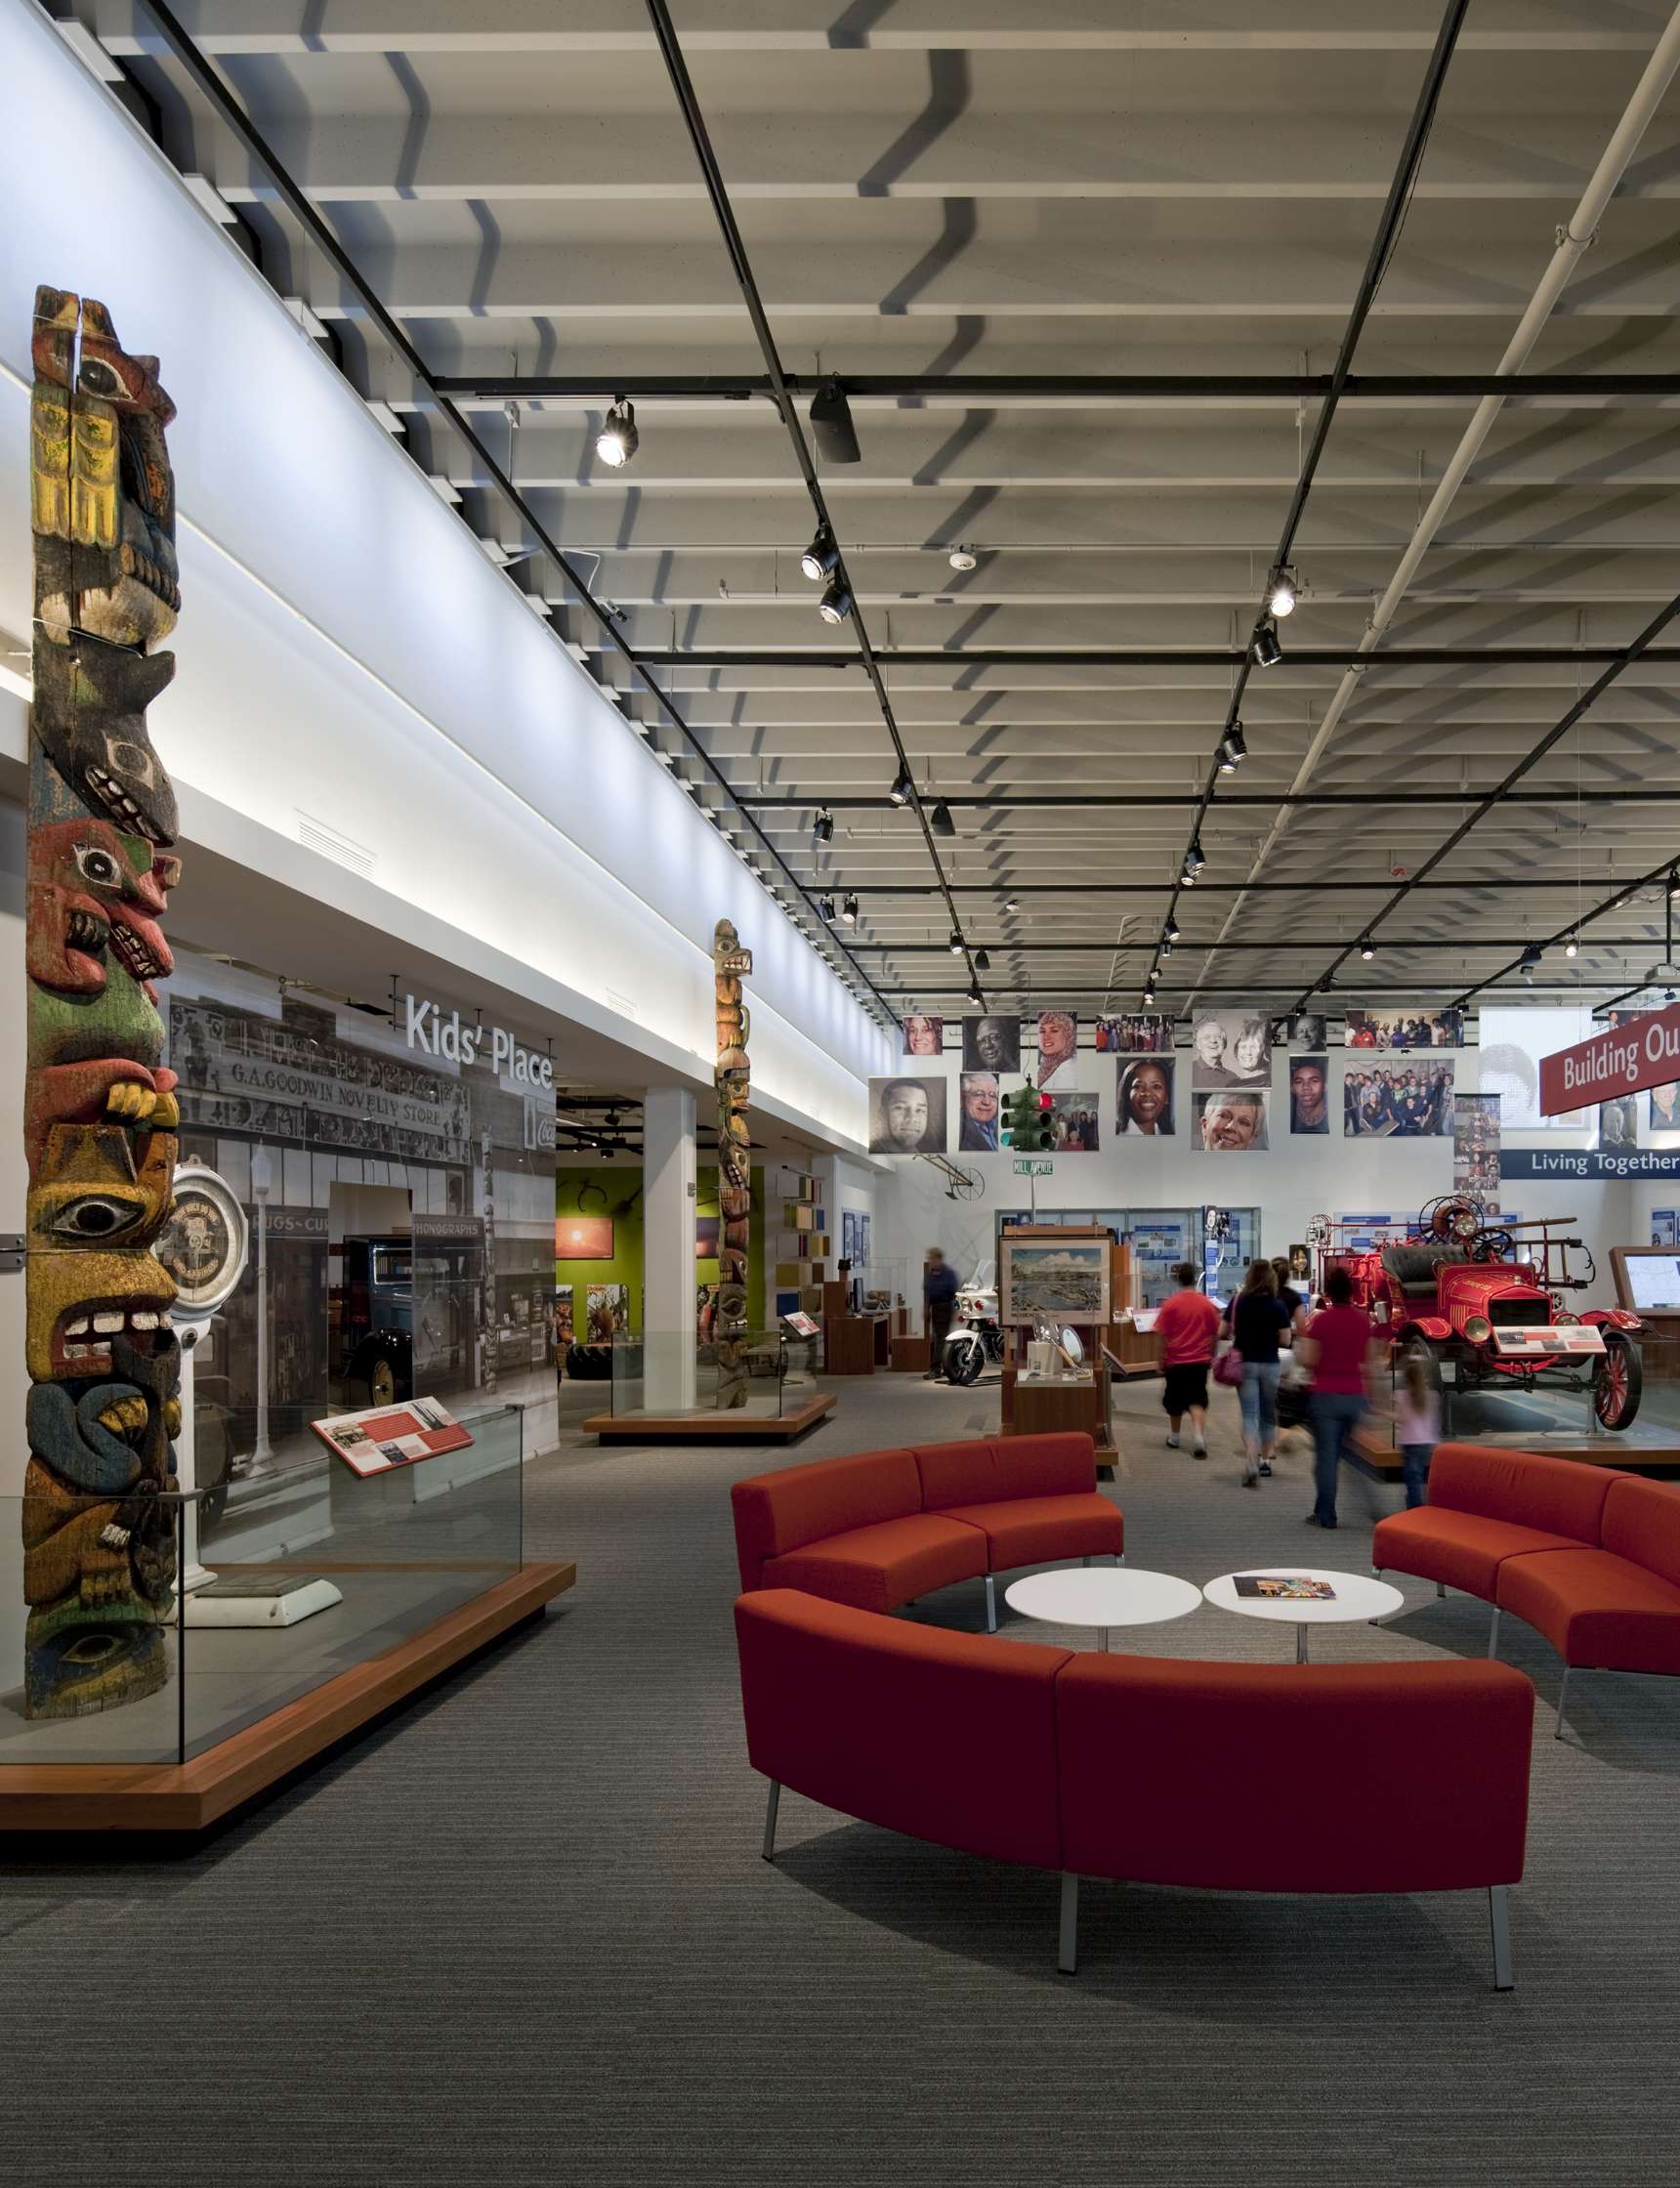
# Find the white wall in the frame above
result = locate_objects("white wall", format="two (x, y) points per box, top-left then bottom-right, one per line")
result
(871, 1037), (1631, 1298)
(0, 1), (890, 1151)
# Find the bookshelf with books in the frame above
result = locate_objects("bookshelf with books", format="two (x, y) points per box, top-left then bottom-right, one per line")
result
(771, 1164), (828, 1325)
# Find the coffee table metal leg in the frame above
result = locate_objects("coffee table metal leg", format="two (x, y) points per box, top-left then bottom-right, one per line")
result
(1296, 1624), (1309, 1663)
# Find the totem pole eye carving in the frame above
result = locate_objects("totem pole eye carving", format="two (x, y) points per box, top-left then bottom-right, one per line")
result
(713, 919), (753, 1410)
(24, 286), (183, 1718)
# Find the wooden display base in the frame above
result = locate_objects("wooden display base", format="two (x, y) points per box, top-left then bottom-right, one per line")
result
(1350, 1422), (1680, 1480)
(0, 1561), (575, 1833)
(583, 1393), (836, 1444)
(890, 1335), (932, 1372)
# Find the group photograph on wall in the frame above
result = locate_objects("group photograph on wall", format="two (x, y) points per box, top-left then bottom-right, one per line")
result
(1344, 1008), (1464, 1050)
(1344, 1065), (1455, 1136)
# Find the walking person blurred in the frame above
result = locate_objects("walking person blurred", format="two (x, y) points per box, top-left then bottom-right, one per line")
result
(1154, 1261), (1220, 1458)
(1222, 1259), (1292, 1490)
(1296, 1265), (1384, 1528)
(922, 1247), (959, 1381)
(1394, 1345), (1442, 1510)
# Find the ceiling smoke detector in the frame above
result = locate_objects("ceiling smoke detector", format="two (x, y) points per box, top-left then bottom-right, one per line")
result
(947, 545), (978, 572)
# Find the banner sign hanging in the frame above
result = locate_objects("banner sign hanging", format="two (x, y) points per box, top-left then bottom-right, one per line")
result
(1500, 1147), (1680, 1181)
(1539, 1002), (1680, 1115)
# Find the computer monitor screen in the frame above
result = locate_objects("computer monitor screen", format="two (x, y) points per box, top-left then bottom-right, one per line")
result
(1626, 1256), (1680, 1311)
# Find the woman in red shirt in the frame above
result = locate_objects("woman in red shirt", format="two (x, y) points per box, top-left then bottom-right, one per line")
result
(1153, 1262), (1221, 1459)
(1295, 1265), (1382, 1529)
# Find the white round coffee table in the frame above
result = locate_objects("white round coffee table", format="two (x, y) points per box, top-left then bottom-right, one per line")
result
(1004, 1568), (1201, 1653)
(1201, 1567), (1405, 1662)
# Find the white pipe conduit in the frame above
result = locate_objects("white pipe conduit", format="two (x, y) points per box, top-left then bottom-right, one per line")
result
(1189, 3), (1680, 1003)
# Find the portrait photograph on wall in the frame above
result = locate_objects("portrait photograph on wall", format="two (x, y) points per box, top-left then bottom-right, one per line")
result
(1344, 1066), (1454, 1136)
(1046, 1092), (1100, 1152)
(867, 1074), (948, 1155)
(902, 1014), (945, 1058)
(1272, 1013), (1327, 1050)
(957, 1072), (1001, 1152)
(962, 1015), (1021, 1073)
(1095, 1014), (1174, 1054)
(557, 1215), (614, 1259)
(1034, 1011), (1079, 1088)
(1195, 1089), (1270, 1151)
(1650, 1080), (1680, 1139)
(1453, 1093), (1501, 1206)
(1191, 1012), (1271, 1089)
(1344, 1008), (1464, 1050)
(1115, 1056), (1175, 1136)
(998, 1238), (1111, 1325)
(1287, 1055), (1330, 1134)
(1598, 1094), (1640, 1151)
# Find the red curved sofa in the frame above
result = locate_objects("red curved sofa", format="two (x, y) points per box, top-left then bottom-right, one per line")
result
(735, 1587), (1534, 1986)
(1372, 1443), (1680, 1736)
(731, 1433), (1122, 1630)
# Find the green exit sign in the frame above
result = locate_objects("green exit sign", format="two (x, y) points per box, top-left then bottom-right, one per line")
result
(1012, 1157), (1055, 1176)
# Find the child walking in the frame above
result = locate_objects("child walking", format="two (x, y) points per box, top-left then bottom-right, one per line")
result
(1394, 1348), (1441, 1510)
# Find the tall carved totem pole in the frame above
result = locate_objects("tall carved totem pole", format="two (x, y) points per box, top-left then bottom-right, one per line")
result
(23, 286), (184, 1718)
(712, 919), (752, 1410)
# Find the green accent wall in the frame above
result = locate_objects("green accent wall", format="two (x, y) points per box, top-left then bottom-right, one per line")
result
(554, 1164), (767, 1337)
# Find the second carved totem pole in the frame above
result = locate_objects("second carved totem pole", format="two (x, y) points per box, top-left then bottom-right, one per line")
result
(712, 919), (752, 1410)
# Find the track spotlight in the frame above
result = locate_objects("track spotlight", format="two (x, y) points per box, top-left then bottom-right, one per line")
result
(813, 809), (834, 844)
(1360, 937), (1375, 961)
(596, 398), (638, 469)
(948, 930), (965, 956)
(1183, 839), (1205, 885)
(809, 376), (861, 465)
(1217, 721), (1247, 775)
(818, 896), (836, 923)
(1003, 895), (1020, 913)
(1142, 983), (1156, 1006)
(967, 984), (984, 1006)
(840, 893), (859, 925)
(1251, 618), (1282, 670)
(930, 800), (956, 837)
(1518, 944), (1541, 981)
(1668, 867), (1680, 900)
(818, 579), (854, 624)
(1160, 939), (1174, 959)
(800, 528), (840, 582)
(1565, 936), (1579, 958)
(1163, 914), (1180, 943)
(889, 767), (913, 807)
(974, 948), (991, 972)
(1267, 568), (1299, 618)
(948, 544), (978, 572)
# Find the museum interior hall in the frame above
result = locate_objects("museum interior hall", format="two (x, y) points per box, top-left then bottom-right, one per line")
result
(4, 4), (1680, 2184)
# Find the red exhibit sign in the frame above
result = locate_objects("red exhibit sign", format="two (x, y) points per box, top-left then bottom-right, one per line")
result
(1540, 1003), (1680, 1115)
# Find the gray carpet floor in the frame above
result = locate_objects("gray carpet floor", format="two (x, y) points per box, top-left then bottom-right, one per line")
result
(3, 1372), (1677, 2185)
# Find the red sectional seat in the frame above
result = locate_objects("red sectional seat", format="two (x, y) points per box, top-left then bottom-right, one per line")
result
(735, 1587), (1533, 1988)
(731, 1434), (1122, 1624)
(1372, 1443), (1614, 1597)
(1371, 1443), (1680, 1734)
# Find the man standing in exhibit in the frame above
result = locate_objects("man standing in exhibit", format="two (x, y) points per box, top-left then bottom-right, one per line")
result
(923, 1247), (960, 1380)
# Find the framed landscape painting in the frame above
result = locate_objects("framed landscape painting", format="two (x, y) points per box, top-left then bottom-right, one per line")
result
(998, 1238), (1111, 1326)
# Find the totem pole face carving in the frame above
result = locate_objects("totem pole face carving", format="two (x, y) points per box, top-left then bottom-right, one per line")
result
(24, 286), (183, 1719)
(713, 920), (753, 1410)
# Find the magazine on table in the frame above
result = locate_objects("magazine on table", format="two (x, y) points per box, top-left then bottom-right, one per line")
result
(1234, 1575), (1337, 1601)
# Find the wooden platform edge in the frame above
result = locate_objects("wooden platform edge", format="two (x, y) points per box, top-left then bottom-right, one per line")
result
(0, 1560), (576, 1832)
(582, 1393), (837, 1443)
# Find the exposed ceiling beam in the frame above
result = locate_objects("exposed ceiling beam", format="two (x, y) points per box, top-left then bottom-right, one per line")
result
(737, 790), (1680, 811)
(600, 646), (1680, 667)
(433, 372), (1680, 403)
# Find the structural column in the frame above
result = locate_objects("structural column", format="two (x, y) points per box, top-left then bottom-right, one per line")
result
(642, 1086), (698, 1411)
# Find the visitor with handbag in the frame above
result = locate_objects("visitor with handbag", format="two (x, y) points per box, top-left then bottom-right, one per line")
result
(1295, 1265), (1385, 1528)
(1220, 1259), (1292, 1490)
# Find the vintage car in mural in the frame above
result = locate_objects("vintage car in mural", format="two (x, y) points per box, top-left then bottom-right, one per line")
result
(332, 1235), (473, 1408)
(1312, 1198), (1644, 1430)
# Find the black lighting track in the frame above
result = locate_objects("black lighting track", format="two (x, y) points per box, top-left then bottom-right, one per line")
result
(1155, 0), (1471, 999)
(873, 983), (1625, 1000)
(1288, 584), (1680, 1014)
(836, 878), (1637, 896)
(736, 789), (1680, 812)
(129, 0), (901, 1032)
(604, 647), (1680, 669)
(639, 0), (985, 1007)
(433, 372), (1680, 403)
(850, 937), (1660, 955)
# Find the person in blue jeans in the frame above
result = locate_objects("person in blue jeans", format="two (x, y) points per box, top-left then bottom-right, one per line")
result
(1393, 1345), (1442, 1509)
(1295, 1266), (1382, 1529)
(1221, 1260), (1292, 1490)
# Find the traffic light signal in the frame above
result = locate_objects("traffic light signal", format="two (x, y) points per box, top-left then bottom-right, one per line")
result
(1002, 1081), (1053, 1151)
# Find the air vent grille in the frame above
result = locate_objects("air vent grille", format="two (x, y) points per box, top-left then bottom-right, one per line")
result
(296, 811), (375, 878)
